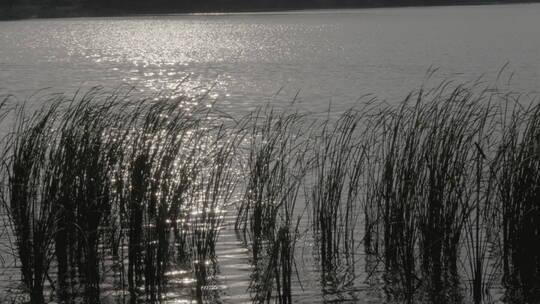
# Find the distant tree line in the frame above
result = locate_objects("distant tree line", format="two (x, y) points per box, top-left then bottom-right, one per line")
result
(0, 0), (536, 19)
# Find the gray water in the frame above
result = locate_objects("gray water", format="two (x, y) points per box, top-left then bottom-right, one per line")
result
(1, 4), (540, 113)
(1, 3), (540, 303)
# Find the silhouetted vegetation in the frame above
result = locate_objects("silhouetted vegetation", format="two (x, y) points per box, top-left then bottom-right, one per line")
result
(235, 107), (307, 303)
(1, 79), (540, 303)
(1, 0), (538, 20)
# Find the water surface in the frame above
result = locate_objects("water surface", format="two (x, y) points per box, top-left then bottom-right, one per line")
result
(1, 4), (540, 303)
(1, 4), (539, 114)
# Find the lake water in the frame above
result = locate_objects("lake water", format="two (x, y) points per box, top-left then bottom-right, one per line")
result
(1, 4), (540, 114)
(1, 3), (540, 303)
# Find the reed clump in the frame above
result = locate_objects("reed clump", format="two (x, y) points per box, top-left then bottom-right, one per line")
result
(1, 101), (61, 304)
(118, 99), (208, 302)
(365, 95), (424, 302)
(498, 97), (540, 303)
(361, 83), (537, 303)
(0, 88), (241, 303)
(309, 109), (366, 270)
(0, 80), (540, 304)
(234, 107), (308, 303)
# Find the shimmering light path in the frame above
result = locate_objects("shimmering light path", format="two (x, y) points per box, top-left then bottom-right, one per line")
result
(1, 4), (540, 114)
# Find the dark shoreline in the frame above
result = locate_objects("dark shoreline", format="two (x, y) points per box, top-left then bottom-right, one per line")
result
(1, 0), (539, 21)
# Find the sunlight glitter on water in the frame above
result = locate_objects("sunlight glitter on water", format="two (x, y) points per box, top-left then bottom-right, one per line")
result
(3, 5), (539, 114)
(2, 5), (540, 303)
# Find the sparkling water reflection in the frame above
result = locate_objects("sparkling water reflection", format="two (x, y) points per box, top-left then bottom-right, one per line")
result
(1, 4), (540, 304)
(1, 4), (540, 115)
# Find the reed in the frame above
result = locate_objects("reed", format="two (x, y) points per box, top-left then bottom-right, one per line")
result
(0, 99), (62, 304)
(309, 108), (366, 280)
(56, 90), (131, 303)
(497, 97), (540, 303)
(362, 83), (509, 302)
(0, 89), (236, 303)
(458, 90), (507, 304)
(235, 108), (305, 249)
(369, 95), (423, 302)
(234, 107), (307, 303)
(415, 87), (490, 301)
(1, 81), (540, 304)
(189, 125), (240, 300)
(114, 97), (218, 302)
